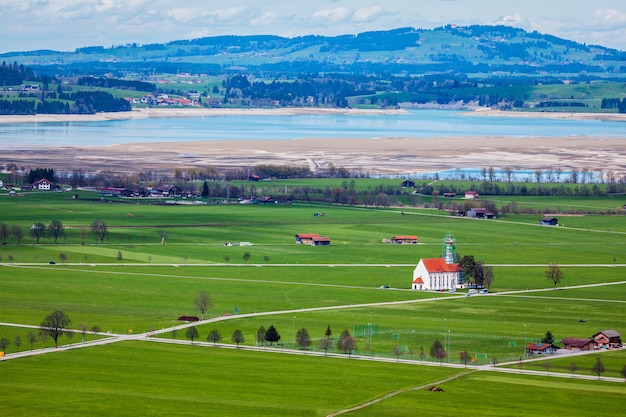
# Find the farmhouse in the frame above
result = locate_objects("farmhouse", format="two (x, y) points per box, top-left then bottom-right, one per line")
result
(401, 180), (415, 188)
(443, 192), (456, 198)
(152, 184), (182, 197)
(539, 217), (558, 226)
(467, 207), (494, 219)
(560, 337), (595, 351)
(391, 235), (418, 244)
(248, 174), (260, 181)
(525, 342), (558, 355)
(32, 178), (53, 191)
(593, 330), (622, 349)
(311, 236), (331, 246)
(464, 191), (479, 199)
(295, 233), (331, 246)
(412, 233), (462, 291)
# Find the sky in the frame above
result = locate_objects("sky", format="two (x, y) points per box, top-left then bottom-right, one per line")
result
(1, 0), (625, 53)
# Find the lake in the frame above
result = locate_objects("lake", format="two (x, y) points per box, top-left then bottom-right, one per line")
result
(0, 109), (624, 148)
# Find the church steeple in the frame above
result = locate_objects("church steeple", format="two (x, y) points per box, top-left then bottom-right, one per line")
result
(442, 232), (456, 264)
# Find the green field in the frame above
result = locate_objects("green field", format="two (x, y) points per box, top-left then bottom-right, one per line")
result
(0, 190), (624, 415)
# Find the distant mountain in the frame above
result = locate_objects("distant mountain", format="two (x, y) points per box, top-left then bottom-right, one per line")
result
(2, 25), (625, 77)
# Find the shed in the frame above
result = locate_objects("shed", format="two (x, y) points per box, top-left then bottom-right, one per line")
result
(540, 217), (558, 226)
(401, 180), (415, 188)
(560, 337), (595, 351)
(391, 235), (418, 244)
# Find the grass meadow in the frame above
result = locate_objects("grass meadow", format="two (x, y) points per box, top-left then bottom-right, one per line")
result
(0, 188), (624, 415)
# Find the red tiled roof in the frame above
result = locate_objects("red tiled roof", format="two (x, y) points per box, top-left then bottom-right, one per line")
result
(393, 235), (418, 240)
(422, 258), (461, 273)
(296, 233), (320, 239)
(413, 277), (424, 284)
(525, 343), (555, 351)
(561, 338), (592, 347)
(312, 236), (331, 242)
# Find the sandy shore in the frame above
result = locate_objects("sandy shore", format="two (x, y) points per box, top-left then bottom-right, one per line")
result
(1, 108), (625, 176)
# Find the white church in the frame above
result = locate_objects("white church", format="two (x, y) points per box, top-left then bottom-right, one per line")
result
(412, 233), (463, 291)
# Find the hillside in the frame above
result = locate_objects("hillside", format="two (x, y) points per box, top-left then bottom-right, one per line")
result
(3, 25), (625, 77)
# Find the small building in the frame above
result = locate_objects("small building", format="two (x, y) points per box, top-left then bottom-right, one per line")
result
(401, 180), (415, 188)
(560, 337), (595, 351)
(467, 208), (494, 219)
(593, 330), (622, 349)
(248, 174), (260, 182)
(464, 191), (480, 199)
(97, 187), (132, 197)
(525, 343), (558, 355)
(153, 184), (182, 197)
(540, 217), (558, 226)
(443, 192), (456, 198)
(391, 235), (418, 244)
(32, 178), (54, 191)
(311, 236), (331, 246)
(295, 233), (320, 245)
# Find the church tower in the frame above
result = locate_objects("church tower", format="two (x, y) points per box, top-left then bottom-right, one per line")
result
(442, 232), (456, 264)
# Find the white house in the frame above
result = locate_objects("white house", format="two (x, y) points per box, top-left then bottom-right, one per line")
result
(33, 178), (53, 191)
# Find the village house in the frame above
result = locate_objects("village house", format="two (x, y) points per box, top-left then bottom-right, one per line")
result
(294, 233), (330, 246)
(525, 342), (558, 356)
(464, 191), (480, 199)
(32, 178), (53, 191)
(391, 235), (418, 244)
(560, 337), (595, 351)
(401, 180), (415, 188)
(593, 330), (622, 349)
(443, 192), (456, 198)
(412, 233), (462, 291)
(467, 207), (495, 219)
(539, 217), (558, 226)
(152, 184), (182, 197)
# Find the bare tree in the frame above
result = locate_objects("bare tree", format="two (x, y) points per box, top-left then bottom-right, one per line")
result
(342, 335), (357, 357)
(90, 325), (101, 340)
(545, 263), (564, 289)
(591, 357), (605, 379)
(0, 223), (9, 244)
(11, 225), (23, 245)
(40, 310), (71, 348)
(318, 336), (332, 355)
(59, 252), (67, 264)
(193, 291), (212, 320)
(296, 327), (311, 351)
(79, 323), (88, 342)
(393, 345), (404, 361)
(27, 331), (37, 351)
(460, 350), (471, 368)
(91, 220), (108, 243)
(430, 339), (447, 364)
(30, 222), (46, 244)
(569, 362), (578, 375)
(255, 326), (266, 347)
(47, 220), (65, 243)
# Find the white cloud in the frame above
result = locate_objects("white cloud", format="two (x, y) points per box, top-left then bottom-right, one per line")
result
(312, 7), (351, 24)
(352, 7), (383, 23)
(593, 8), (626, 29)
(250, 12), (279, 27)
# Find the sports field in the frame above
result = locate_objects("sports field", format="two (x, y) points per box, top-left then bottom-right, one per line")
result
(0, 187), (624, 416)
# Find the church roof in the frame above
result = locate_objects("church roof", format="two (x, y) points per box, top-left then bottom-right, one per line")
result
(421, 258), (461, 273)
(412, 277), (424, 284)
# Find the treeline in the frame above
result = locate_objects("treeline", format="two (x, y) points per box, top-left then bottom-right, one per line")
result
(0, 91), (130, 115)
(77, 76), (155, 91)
(0, 61), (36, 85)
(601, 98), (626, 113)
(27, 168), (54, 184)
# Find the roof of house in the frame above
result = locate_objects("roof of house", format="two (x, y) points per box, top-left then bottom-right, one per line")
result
(34, 178), (53, 185)
(594, 329), (621, 338)
(312, 236), (331, 242)
(412, 277), (424, 284)
(296, 233), (320, 239)
(392, 235), (418, 240)
(541, 217), (558, 221)
(421, 258), (462, 273)
(154, 184), (179, 192)
(525, 343), (556, 351)
(465, 191), (479, 195)
(469, 208), (492, 213)
(560, 337), (593, 347)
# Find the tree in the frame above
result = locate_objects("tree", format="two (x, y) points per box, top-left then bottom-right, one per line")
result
(159, 230), (166, 245)
(393, 345), (404, 361)
(27, 331), (37, 351)
(621, 364), (626, 381)
(47, 220), (65, 243)
(569, 362), (578, 375)
(116, 251), (123, 262)
(482, 265), (495, 288)
(419, 346), (425, 363)
(224, 255), (231, 263)
(207, 329), (222, 345)
(30, 222), (46, 243)
(201, 180), (209, 198)
(193, 290), (212, 320)
(542, 360), (552, 374)
(59, 252), (67, 264)
(90, 325), (101, 340)
(242, 252), (251, 263)
(325, 324), (332, 338)
(541, 331), (555, 345)
(545, 263), (563, 288)
(0, 337), (9, 353)
(185, 326), (199, 344)
(337, 328), (351, 352)
(91, 220), (108, 243)
(459, 255), (476, 284)
(460, 350), (471, 368)
(0, 222), (8, 244)
(342, 335), (357, 357)
(40, 310), (71, 348)
(591, 357), (605, 379)
(11, 225), (23, 245)
(79, 323), (88, 342)
(430, 339), (446, 364)
(38, 330), (49, 348)
(256, 326), (267, 347)
(296, 327), (311, 351)
(264, 325), (280, 346)
(318, 337), (332, 355)
(231, 329), (245, 348)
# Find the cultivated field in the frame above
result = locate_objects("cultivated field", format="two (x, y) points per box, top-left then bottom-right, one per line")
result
(0, 187), (624, 416)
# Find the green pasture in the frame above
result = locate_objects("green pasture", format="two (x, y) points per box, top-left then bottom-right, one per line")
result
(0, 193), (624, 415)
(513, 350), (626, 379)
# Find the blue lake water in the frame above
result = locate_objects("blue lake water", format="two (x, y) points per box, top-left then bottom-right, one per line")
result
(0, 109), (624, 148)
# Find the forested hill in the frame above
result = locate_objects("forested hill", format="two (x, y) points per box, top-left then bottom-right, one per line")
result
(2, 25), (625, 77)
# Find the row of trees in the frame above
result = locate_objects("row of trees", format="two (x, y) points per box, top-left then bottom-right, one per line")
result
(0, 219), (109, 245)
